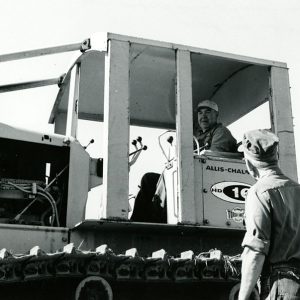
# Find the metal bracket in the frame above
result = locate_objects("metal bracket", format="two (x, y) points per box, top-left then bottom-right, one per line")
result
(80, 38), (91, 52)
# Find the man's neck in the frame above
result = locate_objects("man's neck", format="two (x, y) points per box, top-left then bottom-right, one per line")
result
(200, 123), (219, 133)
(257, 165), (281, 179)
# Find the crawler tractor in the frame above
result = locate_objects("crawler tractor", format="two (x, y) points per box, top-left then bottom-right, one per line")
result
(0, 33), (297, 299)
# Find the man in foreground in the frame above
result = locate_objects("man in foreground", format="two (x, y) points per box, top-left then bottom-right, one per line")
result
(130, 99), (237, 223)
(239, 129), (300, 300)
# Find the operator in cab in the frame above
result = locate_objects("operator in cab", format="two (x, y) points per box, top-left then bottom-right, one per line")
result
(130, 99), (237, 223)
(195, 99), (237, 152)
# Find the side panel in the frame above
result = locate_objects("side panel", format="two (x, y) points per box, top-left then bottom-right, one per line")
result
(195, 156), (255, 229)
(54, 112), (67, 135)
(0, 224), (68, 253)
(66, 141), (90, 227)
(167, 155), (253, 228)
(165, 160), (178, 224)
(194, 157), (204, 224)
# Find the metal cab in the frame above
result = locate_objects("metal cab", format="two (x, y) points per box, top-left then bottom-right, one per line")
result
(49, 32), (297, 227)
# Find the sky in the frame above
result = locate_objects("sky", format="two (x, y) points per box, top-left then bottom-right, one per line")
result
(0, 0), (299, 191)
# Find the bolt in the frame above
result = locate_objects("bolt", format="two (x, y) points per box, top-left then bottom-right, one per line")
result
(203, 219), (209, 225)
(203, 189), (208, 193)
(62, 237), (68, 243)
(201, 158), (206, 164)
(226, 221), (231, 226)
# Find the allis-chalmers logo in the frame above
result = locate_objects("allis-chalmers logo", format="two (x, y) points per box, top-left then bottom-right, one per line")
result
(210, 181), (251, 204)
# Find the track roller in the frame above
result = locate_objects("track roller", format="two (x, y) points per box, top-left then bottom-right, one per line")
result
(75, 276), (113, 300)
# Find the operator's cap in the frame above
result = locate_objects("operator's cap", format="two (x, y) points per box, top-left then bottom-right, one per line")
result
(197, 100), (218, 112)
(242, 129), (279, 168)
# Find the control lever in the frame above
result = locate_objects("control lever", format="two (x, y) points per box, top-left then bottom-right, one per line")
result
(167, 136), (173, 145)
(129, 146), (148, 157)
(136, 136), (143, 146)
(129, 136), (147, 168)
(84, 139), (94, 149)
(166, 135), (175, 161)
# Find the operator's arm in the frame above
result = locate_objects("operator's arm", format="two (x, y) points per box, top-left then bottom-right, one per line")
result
(238, 247), (265, 300)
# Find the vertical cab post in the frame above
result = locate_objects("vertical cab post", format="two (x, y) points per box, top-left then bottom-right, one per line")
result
(102, 39), (130, 219)
(66, 63), (80, 138)
(270, 66), (298, 182)
(175, 50), (196, 224)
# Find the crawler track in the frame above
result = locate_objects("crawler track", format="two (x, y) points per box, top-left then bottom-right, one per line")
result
(0, 244), (242, 299)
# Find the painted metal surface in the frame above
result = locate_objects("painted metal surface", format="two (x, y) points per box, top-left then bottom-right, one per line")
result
(270, 66), (298, 181)
(71, 220), (244, 256)
(0, 223), (68, 253)
(195, 153), (255, 229)
(49, 50), (104, 126)
(107, 32), (286, 67)
(165, 152), (254, 228)
(0, 75), (64, 93)
(66, 140), (90, 228)
(0, 40), (89, 63)
(102, 39), (130, 220)
(176, 50), (195, 224)
(206, 64), (270, 125)
(0, 121), (70, 146)
(66, 63), (80, 138)
(164, 160), (179, 224)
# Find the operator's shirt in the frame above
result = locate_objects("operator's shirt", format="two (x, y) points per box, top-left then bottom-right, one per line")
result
(195, 123), (237, 152)
(242, 166), (300, 265)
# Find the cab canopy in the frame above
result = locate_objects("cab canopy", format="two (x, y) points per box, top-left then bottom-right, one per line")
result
(49, 34), (279, 131)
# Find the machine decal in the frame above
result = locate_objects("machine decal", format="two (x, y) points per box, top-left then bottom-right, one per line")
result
(210, 181), (251, 203)
(226, 207), (245, 223)
(205, 165), (249, 174)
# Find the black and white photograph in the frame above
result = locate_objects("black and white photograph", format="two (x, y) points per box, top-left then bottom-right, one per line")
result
(0, 1), (299, 299)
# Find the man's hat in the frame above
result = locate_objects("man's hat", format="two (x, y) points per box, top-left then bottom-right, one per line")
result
(197, 100), (218, 112)
(242, 129), (279, 168)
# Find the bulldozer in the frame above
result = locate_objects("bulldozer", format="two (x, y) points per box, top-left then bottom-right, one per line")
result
(0, 32), (297, 299)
